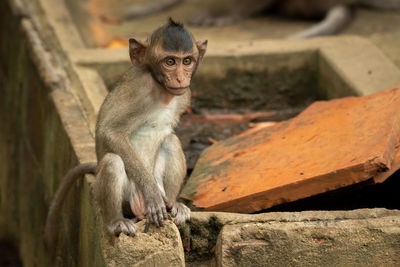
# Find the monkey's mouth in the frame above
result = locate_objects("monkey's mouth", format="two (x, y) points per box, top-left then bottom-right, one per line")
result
(167, 86), (189, 90)
(166, 86), (189, 95)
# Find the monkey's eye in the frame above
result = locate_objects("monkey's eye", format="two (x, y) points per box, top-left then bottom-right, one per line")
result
(165, 58), (175, 66)
(183, 57), (192, 65)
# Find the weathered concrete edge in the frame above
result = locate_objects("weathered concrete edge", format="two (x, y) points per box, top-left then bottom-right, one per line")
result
(320, 36), (400, 96)
(185, 209), (400, 264)
(15, 1), (96, 164)
(69, 66), (108, 135)
(215, 213), (400, 267)
(27, 0), (108, 136)
(38, 0), (86, 51)
(190, 208), (400, 225)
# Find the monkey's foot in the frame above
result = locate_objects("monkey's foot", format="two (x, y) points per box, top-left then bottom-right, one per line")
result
(188, 13), (241, 26)
(108, 218), (137, 237)
(171, 202), (190, 226)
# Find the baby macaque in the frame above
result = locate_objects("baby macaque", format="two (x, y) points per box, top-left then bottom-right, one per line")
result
(44, 18), (207, 250)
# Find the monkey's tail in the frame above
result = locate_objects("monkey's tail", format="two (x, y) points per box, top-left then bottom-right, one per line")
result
(288, 5), (351, 39)
(122, 0), (182, 20)
(357, 0), (400, 9)
(44, 162), (97, 251)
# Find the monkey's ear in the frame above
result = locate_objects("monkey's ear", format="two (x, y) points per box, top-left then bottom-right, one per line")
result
(196, 40), (208, 62)
(129, 38), (148, 67)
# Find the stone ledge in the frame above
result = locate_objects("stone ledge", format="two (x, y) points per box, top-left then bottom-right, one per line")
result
(190, 208), (400, 225)
(185, 209), (400, 266)
(216, 216), (400, 266)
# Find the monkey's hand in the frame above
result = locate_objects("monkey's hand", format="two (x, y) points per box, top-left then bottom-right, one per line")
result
(145, 191), (168, 227)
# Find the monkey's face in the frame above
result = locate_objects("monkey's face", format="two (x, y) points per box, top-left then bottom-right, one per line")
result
(152, 51), (198, 96)
(129, 32), (207, 96)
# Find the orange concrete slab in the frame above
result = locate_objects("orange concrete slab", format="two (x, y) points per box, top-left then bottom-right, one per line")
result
(180, 87), (400, 213)
(373, 149), (400, 184)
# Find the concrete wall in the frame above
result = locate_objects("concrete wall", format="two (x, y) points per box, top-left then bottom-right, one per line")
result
(0, 1), (104, 266)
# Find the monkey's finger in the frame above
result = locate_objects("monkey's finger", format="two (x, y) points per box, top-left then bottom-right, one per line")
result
(156, 207), (165, 226)
(114, 223), (123, 237)
(162, 204), (168, 220)
(153, 205), (163, 226)
(151, 209), (160, 227)
(147, 207), (154, 223)
(119, 223), (129, 236)
(155, 214), (162, 227)
(149, 207), (160, 227)
(125, 222), (137, 236)
(156, 209), (164, 227)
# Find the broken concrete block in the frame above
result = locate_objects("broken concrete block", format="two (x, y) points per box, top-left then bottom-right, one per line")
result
(215, 216), (400, 267)
(180, 87), (400, 213)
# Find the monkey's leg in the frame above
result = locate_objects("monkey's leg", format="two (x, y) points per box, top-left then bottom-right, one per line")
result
(93, 153), (137, 236)
(155, 134), (190, 226)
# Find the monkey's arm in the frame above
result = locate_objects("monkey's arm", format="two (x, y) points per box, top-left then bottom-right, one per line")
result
(105, 134), (168, 227)
(44, 162), (96, 251)
(288, 5), (351, 39)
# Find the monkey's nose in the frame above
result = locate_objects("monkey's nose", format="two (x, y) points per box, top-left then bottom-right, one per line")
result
(176, 76), (184, 84)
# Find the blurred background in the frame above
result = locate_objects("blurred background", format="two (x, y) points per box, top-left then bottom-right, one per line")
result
(66, 0), (400, 57)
